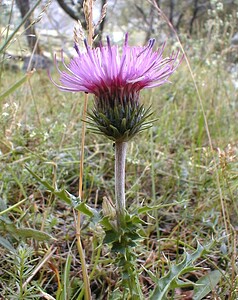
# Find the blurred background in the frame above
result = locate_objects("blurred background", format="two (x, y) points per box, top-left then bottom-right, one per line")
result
(1, 0), (238, 75)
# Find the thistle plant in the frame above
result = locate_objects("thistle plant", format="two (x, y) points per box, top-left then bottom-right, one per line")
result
(50, 35), (182, 298)
(51, 34), (181, 223)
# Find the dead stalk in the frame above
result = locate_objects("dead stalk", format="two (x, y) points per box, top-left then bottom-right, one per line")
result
(76, 0), (94, 299)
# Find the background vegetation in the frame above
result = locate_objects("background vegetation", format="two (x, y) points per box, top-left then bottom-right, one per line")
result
(0, 0), (238, 299)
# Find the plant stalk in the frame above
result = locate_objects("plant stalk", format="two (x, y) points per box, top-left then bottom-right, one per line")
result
(75, 0), (94, 299)
(115, 141), (127, 227)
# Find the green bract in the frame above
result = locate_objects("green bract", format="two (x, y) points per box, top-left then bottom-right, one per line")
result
(88, 99), (153, 142)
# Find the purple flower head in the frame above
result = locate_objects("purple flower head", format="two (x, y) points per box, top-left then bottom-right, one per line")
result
(50, 34), (182, 142)
(52, 34), (181, 96)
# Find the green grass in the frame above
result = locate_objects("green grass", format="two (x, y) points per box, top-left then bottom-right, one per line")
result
(0, 45), (238, 299)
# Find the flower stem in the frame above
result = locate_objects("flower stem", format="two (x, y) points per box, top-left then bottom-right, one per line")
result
(114, 142), (143, 298)
(115, 141), (127, 227)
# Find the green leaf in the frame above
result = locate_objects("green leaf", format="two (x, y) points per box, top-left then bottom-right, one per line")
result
(14, 228), (53, 241)
(137, 201), (188, 215)
(25, 166), (56, 192)
(103, 230), (120, 244)
(137, 205), (163, 214)
(141, 265), (157, 283)
(1, 215), (53, 241)
(100, 216), (115, 230)
(111, 241), (126, 253)
(74, 202), (96, 218)
(4, 221), (53, 241)
(126, 214), (144, 225)
(126, 231), (141, 241)
(54, 189), (73, 205)
(150, 243), (209, 300)
(0, 216), (12, 229)
(26, 166), (99, 219)
(0, 236), (15, 252)
(193, 270), (222, 300)
(55, 251), (74, 300)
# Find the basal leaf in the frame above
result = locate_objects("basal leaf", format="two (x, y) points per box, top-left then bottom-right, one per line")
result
(150, 243), (208, 300)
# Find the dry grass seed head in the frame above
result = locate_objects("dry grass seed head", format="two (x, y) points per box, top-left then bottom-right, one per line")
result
(217, 144), (236, 170)
(33, 0), (52, 25)
(74, 20), (85, 45)
(95, 0), (107, 29)
(83, 0), (92, 28)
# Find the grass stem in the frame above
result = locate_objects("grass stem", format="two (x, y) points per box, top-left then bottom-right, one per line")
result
(75, 0), (94, 299)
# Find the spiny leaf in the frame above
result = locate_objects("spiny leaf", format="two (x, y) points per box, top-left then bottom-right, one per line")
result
(26, 166), (56, 191)
(54, 189), (73, 205)
(150, 242), (209, 300)
(137, 201), (188, 215)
